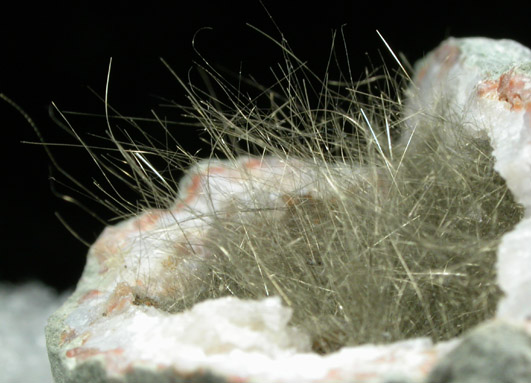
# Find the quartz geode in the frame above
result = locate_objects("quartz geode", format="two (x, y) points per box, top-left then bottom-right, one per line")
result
(46, 37), (531, 383)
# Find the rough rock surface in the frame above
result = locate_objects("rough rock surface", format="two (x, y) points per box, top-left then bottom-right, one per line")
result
(426, 321), (531, 383)
(46, 37), (531, 383)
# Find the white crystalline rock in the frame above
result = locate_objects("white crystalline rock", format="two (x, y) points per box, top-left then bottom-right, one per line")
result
(127, 296), (311, 359)
(497, 217), (531, 320)
(59, 295), (312, 379)
(46, 37), (531, 383)
(65, 291), (447, 382)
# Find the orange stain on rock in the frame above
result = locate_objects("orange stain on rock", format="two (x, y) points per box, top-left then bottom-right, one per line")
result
(322, 368), (342, 381)
(184, 174), (202, 203)
(243, 157), (263, 169)
(133, 210), (163, 231)
(497, 72), (531, 111)
(105, 282), (134, 315)
(59, 329), (77, 346)
(478, 71), (531, 112)
(418, 349), (439, 375)
(415, 64), (428, 83)
(79, 289), (102, 303)
(434, 44), (461, 80)
(66, 347), (124, 361)
(477, 80), (499, 98)
(350, 372), (379, 381)
(91, 226), (130, 267)
(227, 376), (249, 383)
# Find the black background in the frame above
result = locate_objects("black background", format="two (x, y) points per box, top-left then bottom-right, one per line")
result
(2, 1), (529, 291)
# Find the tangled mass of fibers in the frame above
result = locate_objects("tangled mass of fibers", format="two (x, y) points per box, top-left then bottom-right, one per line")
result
(45, 34), (523, 354)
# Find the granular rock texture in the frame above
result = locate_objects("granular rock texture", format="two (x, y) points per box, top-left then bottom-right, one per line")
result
(427, 321), (531, 383)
